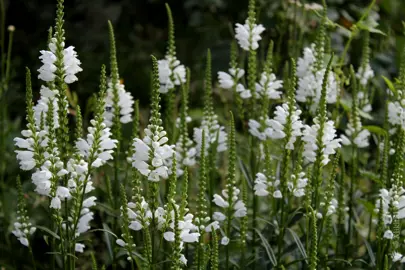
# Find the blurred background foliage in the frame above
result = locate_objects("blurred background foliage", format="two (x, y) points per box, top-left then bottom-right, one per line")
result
(1, 0), (405, 268)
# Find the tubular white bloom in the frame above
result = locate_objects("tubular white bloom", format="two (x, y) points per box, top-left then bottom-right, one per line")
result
(236, 83), (252, 99)
(104, 81), (134, 126)
(297, 44), (316, 78)
(33, 86), (60, 128)
(116, 239), (126, 247)
(353, 129), (371, 148)
(38, 39), (82, 84)
(356, 63), (374, 86)
(76, 122), (118, 168)
(127, 198), (152, 232)
(76, 211), (94, 235)
(12, 220), (36, 248)
(235, 19), (265, 51)
(75, 243), (85, 253)
(302, 119), (341, 165)
(193, 115), (227, 155)
(255, 73), (283, 99)
(158, 56), (186, 93)
(296, 68), (338, 107)
(263, 103), (303, 149)
(217, 68), (245, 89)
(132, 126), (174, 182)
(384, 230), (394, 239)
(205, 221), (220, 232)
(254, 172), (283, 198)
(248, 119), (266, 141)
(287, 172), (308, 198)
(213, 194), (229, 208)
(221, 236), (230, 245)
(171, 131), (197, 177)
(388, 101), (405, 128)
(392, 252), (403, 262)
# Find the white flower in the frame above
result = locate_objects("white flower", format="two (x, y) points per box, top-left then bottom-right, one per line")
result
(302, 119), (341, 165)
(63, 46), (83, 83)
(193, 115), (227, 155)
(180, 255), (187, 265)
(38, 39), (82, 84)
(132, 127), (174, 182)
(392, 252), (403, 262)
(213, 194), (229, 208)
(304, 3), (323, 11)
(384, 230), (394, 239)
(248, 119), (266, 140)
(116, 239), (126, 247)
(297, 68), (338, 107)
(205, 221), (220, 232)
(236, 83), (252, 99)
(75, 243), (85, 253)
(50, 197), (61, 209)
(235, 20), (265, 51)
(158, 56), (186, 93)
(273, 190), (282, 198)
(388, 101), (405, 128)
(31, 169), (52, 196)
(255, 73), (283, 99)
(297, 44), (316, 78)
(77, 212), (94, 235)
(76, 123), (117, 168)
(12, 220), (35, 247)
(221, 236), (230, 245)
(218, 68), (245, 89)
(104, 81), (134, 127)
(234, 200), (247, 217)
(356, 64), (374, 86)
(263, 103), (303, 149)
(33, 86), (61, 129)
(353, 129), (371, 148)
(83, 196), (97, 208)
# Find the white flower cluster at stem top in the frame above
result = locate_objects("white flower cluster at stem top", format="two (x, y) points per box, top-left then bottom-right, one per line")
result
(235, 19), (265, 51)
(158, 55), (186, 93)
(193, 115), (227, 155)
(249, 103), (303, 149)
(104, 80), (134, 127)
(302, 118), (342, 166)
(296, 44), (339, 110)
(38, 37), (82, 84)
(212, 186), (247, 245)
(132, 125), (174, 181)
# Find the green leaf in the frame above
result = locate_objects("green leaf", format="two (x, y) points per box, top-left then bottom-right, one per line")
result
(359, 169), (383, 185)
(36, 225), (60, 240)
(287, 228), (307, 263)
(382, 76), (397, 96)
(238, 158), (253, 189)
(255, 228), (277, 266)
(363, 126), (387, 137)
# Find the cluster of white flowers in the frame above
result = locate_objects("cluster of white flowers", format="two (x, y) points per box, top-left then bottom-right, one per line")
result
(33, 86), (61, 128)
(248, 103), (303, 149)
(12, 220), (36, 247)
(340, 124), (370, 148)
(212, 186), (247, 245)
(193, 115), (227, 155)
(103, 81), (134, 127)
(218, 68), (245, 90)
(255, 73), (283, 99)
(388, 100), (405, 128)
(132, 125), (174, 181)
(235, 19), (265, 51)
(302, 118), (342, 165)
(287, 0), (323, 11)
(296, 44), (339, 109)
(254, 172), (282, 198)
(126, 198), (152, 232)
(174, 136), (197, 176)
(14, 129), (46, 171)
(356, 63), (374, 86)
(158, 55), (186, 93)
(287, 172), (308, 198)
(374, 186), (405, 242)
(38, 38), (82, 84)
(76, 121), (118, 168)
